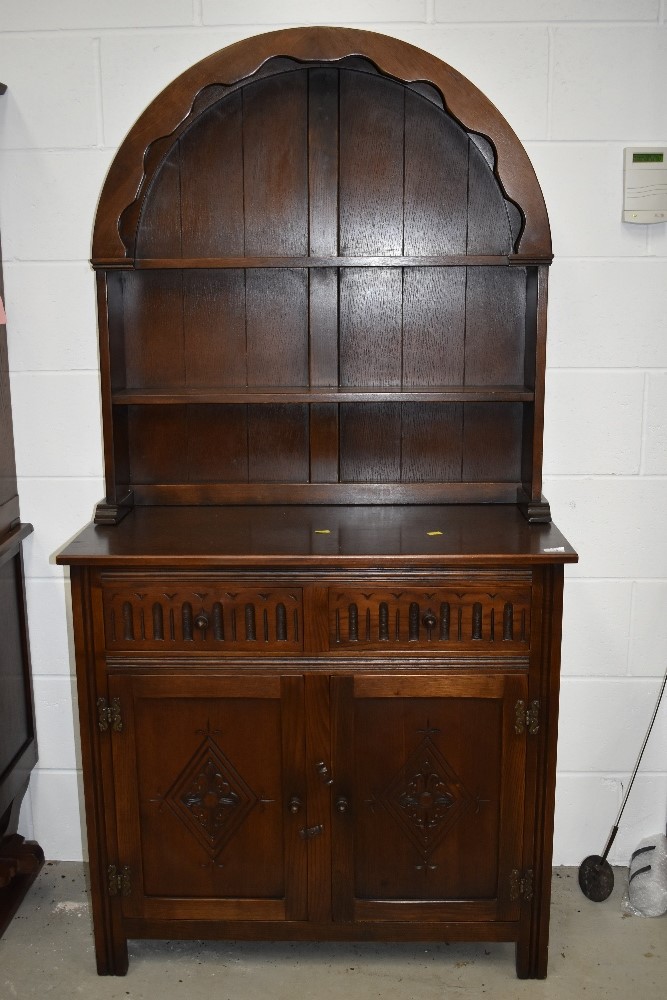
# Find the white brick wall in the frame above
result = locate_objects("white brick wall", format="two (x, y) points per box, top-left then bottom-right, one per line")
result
(1, 0), (665, 866)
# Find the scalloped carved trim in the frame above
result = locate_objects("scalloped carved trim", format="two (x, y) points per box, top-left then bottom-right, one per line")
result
(93, 27), (551, 262)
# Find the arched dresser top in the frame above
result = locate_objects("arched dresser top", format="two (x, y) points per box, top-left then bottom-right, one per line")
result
(92, 26), (551, 263)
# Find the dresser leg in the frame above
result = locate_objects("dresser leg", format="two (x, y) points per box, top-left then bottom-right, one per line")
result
(0, 786), (45, 938)
(93, 919), (129, 976)
(515, 926), (548, 979)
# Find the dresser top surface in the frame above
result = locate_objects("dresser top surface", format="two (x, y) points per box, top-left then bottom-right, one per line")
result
(57, 505), (577, 567)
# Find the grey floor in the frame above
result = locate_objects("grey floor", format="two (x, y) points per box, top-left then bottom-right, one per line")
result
(0, 863), (664, 999)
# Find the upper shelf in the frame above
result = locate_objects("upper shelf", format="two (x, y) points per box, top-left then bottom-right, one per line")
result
(112, 385), (535, 405)
(95, 254), (552, 270)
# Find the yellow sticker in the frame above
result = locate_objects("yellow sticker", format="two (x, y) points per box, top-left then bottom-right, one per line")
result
(427, 530), (443, 536)
(314, 529), (331, 534)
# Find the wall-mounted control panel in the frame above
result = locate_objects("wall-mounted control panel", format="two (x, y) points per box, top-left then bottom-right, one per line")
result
(623, 148), (667, 223)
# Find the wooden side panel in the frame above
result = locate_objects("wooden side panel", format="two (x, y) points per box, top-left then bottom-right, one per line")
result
(0, 552), (32, 802)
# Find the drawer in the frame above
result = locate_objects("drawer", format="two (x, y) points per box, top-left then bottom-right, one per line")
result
(101, 581), (303, 653)
(328, 585), (531, 653)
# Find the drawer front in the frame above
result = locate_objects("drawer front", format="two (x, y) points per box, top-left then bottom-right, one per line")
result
(328, 585), (531, 653)
(102, 582), (303, 653)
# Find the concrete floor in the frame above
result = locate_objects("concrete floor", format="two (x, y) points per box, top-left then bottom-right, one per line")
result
(0, 864), (664, 999)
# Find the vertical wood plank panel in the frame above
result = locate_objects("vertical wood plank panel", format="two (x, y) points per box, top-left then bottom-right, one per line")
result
(309, 404), (339, 483)
(401, 403), (463, 482)
(402, 268), (466, 386)
(179, 94), (245, 257)
(339, 403), (402, 482)
(186, 404), (249, 483)
(308, 67), (339, 256)
(309, 269), (339, 387)
(126, 405), (187, 484)
(466, 142), (513, 255)
(243, 72), (308, 256)
(339, 269), (402, 387)
(134, 146), (182, 258)
(403, 90), (468, 254)
(465, 268), (526, 385)
(183, 271), (247, 387)
(339, 72), (404, 255)
(462, 403), (523, 482)
(122, 272), (184, 388)
(246, 269), (308, 386)
(248, 404), (309, 482)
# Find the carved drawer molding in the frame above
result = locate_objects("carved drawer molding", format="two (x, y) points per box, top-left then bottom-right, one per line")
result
(102, 582), (303, 653)
(328, 586), (531, 652)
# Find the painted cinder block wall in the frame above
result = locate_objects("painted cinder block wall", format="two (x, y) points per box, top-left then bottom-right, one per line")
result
(1, 0), (666, 865)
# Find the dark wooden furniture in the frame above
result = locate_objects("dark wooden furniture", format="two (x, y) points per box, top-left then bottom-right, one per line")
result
(57, 29), (577, 979)
(0, 82), (45, 936)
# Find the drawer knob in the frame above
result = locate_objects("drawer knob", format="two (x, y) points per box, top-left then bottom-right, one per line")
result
(288, 796), (302, 815)
(336, 796), (349, 815)
(194, 614), (209, 631)
(422, 612), (437, 629)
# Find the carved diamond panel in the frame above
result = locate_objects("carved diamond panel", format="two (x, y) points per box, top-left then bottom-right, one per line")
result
(165, 737), (258, 857)
(380, 737), (473, 858)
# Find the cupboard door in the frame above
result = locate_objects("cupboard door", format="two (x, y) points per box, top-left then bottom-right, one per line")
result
(108, 673), (307, 922)
(331, 674), (526, 923)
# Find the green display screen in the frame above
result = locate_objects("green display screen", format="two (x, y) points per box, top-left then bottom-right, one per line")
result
(633, 152), (663, 163)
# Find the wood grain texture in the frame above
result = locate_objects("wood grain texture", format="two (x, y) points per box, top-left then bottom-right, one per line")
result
(403, 89), (468, 255)
(246, 269), (308, 387)
(402, 268), (466, 386)
(183, 271), (247, 387)
(179, 94), (245, 257)
(122, 272), (184, 389)
(339, 71), (404, 256)
(242, 73), (308, 256)
(339, 269), (402, 387)
(464, 268), (527, 386)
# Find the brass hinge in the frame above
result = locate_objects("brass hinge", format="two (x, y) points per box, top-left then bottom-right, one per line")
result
(509, 868), (534, 902)
(514, 699), (540, 735)
(107, 864), (131, 897)
(97, 696), (123, 733)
